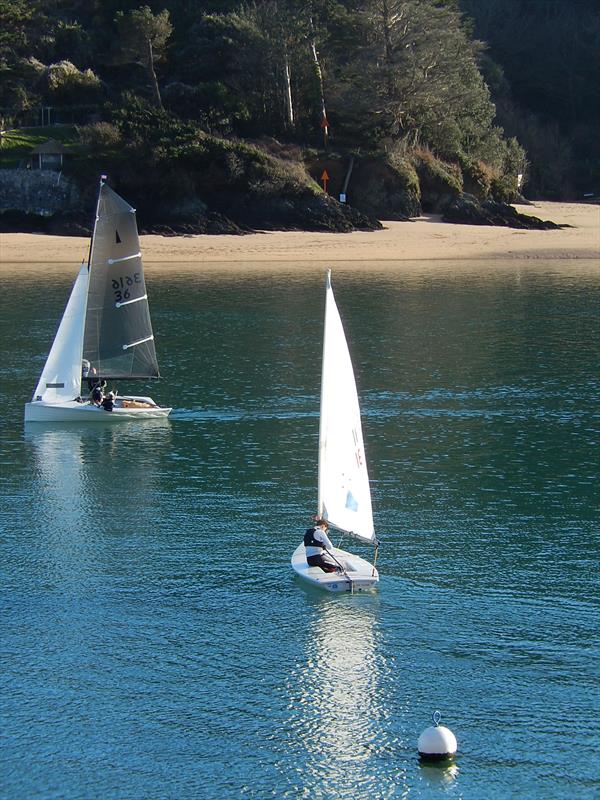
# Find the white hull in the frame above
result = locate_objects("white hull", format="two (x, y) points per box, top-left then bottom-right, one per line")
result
(24, 395), (171, 422)
(291, 543), (379, 593)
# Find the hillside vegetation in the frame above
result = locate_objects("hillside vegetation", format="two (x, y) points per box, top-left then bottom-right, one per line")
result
(0, 0), (597, 231)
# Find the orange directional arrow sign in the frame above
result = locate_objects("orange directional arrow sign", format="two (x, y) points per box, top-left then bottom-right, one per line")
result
(321, 169), (330, 193)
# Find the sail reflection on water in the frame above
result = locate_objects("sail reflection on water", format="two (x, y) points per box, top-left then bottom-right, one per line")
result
(24, 421), (172, 584)
(286, 597), (390, 797)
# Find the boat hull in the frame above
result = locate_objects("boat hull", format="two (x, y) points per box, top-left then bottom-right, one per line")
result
(291, 543), (379, 593)
(24, 395), (171, 422)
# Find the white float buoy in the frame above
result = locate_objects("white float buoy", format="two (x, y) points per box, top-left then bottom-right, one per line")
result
(418, 711), (458, 761)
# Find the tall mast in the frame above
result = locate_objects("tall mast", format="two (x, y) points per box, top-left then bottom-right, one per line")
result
(86, 174), (106, 271)
(80, 174), (105, 389)
(317, 269), (332, 518)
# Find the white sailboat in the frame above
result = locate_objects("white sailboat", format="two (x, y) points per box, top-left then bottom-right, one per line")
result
(291, 270), (379, 592)
(24, 177), (171, 422)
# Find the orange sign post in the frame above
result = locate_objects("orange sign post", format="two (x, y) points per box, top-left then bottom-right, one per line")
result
(321, 169), (330, 193)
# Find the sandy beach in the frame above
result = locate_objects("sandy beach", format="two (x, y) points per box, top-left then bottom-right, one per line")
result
(0, 201), (598, 270)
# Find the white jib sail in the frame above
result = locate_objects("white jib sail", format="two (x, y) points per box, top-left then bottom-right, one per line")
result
(32, 263), (89, 403)
(318, 270), (375, 543)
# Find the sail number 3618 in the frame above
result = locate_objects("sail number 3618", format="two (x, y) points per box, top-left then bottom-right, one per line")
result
(112, 273), (141, 302)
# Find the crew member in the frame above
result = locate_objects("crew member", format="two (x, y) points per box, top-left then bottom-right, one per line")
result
(101, 391), (115, 412)
(304, 518), (340, 573)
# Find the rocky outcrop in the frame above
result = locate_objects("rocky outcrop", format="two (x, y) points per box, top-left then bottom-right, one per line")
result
(443, 195), (567, 229)
(0, 171), (381, 236)
(305, 155), (420, 220)
(219, 192), (382, 233)
(0, 165), (567, 236)
(0, 170), (383, 236)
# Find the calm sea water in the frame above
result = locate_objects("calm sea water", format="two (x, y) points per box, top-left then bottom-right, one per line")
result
(1, 259), (599, 800)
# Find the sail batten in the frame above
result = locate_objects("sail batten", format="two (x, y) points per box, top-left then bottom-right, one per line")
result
(116, 293), (147, 309)
(123, 335), (154, 350)
(318, 270), (374, 544)
(108, 252), (141, 265)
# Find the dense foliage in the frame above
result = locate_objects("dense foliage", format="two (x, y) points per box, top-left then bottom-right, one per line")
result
(0, 0), (597, 202)
(461, 0), (600, 198)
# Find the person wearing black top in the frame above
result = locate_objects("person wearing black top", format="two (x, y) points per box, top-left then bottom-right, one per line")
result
(91, 380), (104, 405)
(303, 518), (341, 573)
(101, 392), (115, 412)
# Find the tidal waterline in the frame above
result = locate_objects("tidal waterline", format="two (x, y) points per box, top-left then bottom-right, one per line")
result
(1, 260), (599, 799)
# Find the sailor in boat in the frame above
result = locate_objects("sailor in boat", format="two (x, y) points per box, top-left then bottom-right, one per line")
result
(101, 391), (115, 412)
(82, 359), (98, 391)
(90, 379), (105, 406)
(304, 518), (342, 573)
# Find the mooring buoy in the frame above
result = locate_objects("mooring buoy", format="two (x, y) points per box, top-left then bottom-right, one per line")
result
(418, 711), (457, 761)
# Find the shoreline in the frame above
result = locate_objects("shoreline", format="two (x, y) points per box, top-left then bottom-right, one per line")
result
(0, 201), (598, 269)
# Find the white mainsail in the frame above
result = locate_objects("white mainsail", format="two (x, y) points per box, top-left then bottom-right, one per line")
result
(31, 263), (89, 403)
(318, 270), (375, 543)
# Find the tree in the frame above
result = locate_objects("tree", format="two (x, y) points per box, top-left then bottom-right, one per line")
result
(170, 3), (319, 138)
(114, 6), (172, 109)
(0, 0), (51, 108)
(328, 0), (503, 163)
(460, 0), (600, 195)
(235, 1), (307, 134)
(168, 10), (270, 133)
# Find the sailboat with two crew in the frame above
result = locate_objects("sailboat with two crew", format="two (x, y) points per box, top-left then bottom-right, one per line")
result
(291, 271), (379, 592)
(24, 177), (171, 422)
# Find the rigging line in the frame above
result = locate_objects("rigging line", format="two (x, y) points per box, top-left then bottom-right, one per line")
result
(372, 543), (379, 577)
(326, 548), (354, 592)
(87, 175), (105, 270)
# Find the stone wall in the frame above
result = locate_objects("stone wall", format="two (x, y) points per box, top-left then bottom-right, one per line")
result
(0, 169), (80, 216)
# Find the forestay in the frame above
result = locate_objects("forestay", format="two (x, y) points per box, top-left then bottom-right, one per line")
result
(32, 264), (89, 403)
(318, 271), (375, 543)
(83, 183), (159, 379)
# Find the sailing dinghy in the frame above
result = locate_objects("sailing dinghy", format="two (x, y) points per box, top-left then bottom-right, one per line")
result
(24, 177), (171, 422)
(291, 270), (379, 592)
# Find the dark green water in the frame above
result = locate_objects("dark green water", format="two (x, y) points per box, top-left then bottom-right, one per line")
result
(1, 261), (599, 799)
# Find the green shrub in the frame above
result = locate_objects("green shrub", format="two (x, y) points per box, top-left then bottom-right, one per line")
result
(413, 148), (462, 191)
(490, 172), (520, 203)
(77, 122), (121, 150)
(386, 150), (421, 202)
(411, 147), (462, 211)
(45, 61), (102, 103)
(461, 158), (494, 199)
